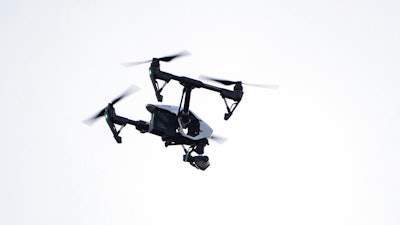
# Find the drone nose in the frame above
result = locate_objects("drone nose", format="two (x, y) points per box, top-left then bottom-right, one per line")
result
(146, 104), (156, 113)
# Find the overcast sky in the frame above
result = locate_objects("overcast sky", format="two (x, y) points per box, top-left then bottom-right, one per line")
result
(1, 0), (400, 224)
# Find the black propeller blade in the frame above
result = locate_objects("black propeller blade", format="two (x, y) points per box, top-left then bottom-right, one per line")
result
(120, 60), (152, 67)
(121, 51), (190, 67)
(209, 134), (228, 144)
(83, 85), (140, 125)
(241, 83), (280, 89)
(157, 51), (190, 62)
(199, 74), (238, 85)
(199, 74), (279, 89)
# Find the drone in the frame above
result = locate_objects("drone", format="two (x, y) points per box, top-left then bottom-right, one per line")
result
(85, 51), (277, 170)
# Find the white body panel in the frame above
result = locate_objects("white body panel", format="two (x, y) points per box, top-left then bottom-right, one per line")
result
(147, 104), (213, 140)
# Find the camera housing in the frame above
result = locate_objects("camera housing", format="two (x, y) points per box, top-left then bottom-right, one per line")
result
(194, 156), (210, 170)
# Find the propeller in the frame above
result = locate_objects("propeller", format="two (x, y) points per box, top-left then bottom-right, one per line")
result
(199, 74), (279, 89)
(209, 134), (228, 144)
(121, 51), (190, 67)
(83, 85), (140, 125)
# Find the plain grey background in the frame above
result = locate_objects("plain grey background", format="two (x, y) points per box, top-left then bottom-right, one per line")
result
(1, 0), (399, 224)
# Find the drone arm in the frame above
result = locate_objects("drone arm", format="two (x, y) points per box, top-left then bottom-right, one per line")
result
(178, 80), (243, 120)
(151, 66), (244, 120)
(202, 82), (243, 101)
(105, 105), (150, 143)
(109, 114), (136, 126)
(109, 114), (149, 131)
(106, 117), (150, 143)
(150, 74), (164, 102)
(133, 120), (150, 133)
(149, 68), (175, 101)
(201, 83), (244, 120)
(105, 116), (123, 143)
(221, 97), (240, 120)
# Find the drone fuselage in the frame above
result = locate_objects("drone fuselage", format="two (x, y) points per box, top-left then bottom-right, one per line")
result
(146, 104), (213, 144)
(103, 102), (212, 146)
